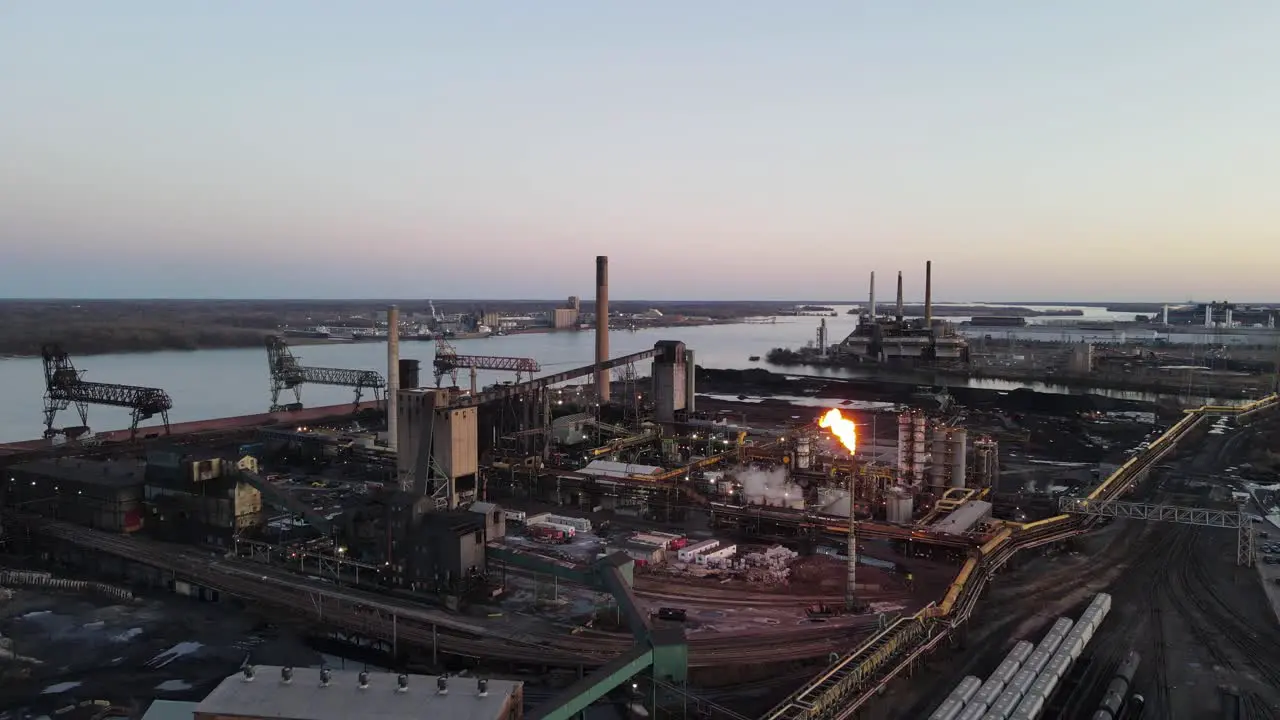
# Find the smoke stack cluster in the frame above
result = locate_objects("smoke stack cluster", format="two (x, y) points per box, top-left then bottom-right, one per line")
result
(924, 260), (933, 328)
(595, 256), (610, 403)
(387, 305), (400, 451)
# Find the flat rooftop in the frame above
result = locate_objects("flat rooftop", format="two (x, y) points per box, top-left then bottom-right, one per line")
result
(196, 666), (522, 720)
(9, 458), (145, 488)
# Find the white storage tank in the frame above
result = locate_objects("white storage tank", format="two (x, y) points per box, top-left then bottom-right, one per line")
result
(1010, 690), (1045, 720)
(950, 428), (969, 488)
(1007, 640), (1035, 666)
(988, 658), (1020, 686)
(1007, 667), (1036, 700)
(972, 681), (1003, 709)
(987, 688), (1022, 719)
(927, 697), (965, 720)
(957, 702), (987, 720)
(1051, 617), (1075, 637)
(886, 492), (915, 524)
(950, 676), (982, 705)
(1024, 649), (1050, 676)
(1057, 634), (1085, 662)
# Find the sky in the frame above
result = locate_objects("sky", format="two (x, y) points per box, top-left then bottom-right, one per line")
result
(1, 3), (1277, 302)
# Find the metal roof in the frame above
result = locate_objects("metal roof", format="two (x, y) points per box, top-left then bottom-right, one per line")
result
(140, 700), (199, 720)
(11, 458), (145, 488)
(933, 500), (993, 535)
(469, 501), (500, 515)
(195, 667), (520, 720)
(579, 460), (664, 479)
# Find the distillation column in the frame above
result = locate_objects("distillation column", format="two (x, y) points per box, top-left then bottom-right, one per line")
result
(387, 305), (400, 452)
(596, 256), (611, 403)
(897, 412), (912, 482)
(949, 428), (968, 488)
(911, 413), (927, 486)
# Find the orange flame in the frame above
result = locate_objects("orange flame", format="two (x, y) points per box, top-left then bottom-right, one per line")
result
(819, 408), (857, 455)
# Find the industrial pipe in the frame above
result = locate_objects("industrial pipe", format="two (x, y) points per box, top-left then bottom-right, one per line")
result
(596, 256), (610, 403)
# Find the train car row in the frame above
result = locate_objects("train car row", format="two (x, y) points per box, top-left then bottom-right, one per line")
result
(1091, 650), (1142, 720)
(928, 593), (1112, 720)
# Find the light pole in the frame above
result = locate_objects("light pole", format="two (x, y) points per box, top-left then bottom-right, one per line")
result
(845, 451), (858, 612)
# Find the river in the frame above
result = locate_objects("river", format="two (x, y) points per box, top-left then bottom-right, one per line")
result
(0, 304), (1251, 443)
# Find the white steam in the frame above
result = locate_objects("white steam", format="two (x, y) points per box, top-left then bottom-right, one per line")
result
(734, 466), (802, 504)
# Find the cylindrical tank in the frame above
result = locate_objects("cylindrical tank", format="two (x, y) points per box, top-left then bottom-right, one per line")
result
(911, 415), (927, 484)
(929, 427), (948, 488)
(950, 428), (968, 487)
(897, 413), (912, 480)
(796, 436), (812, 470)
(399, 358), (421, 390)
(886, 492), (914, 524)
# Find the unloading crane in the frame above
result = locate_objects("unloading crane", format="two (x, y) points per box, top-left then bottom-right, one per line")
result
(432, 336), (541, 393)
(40, 343), (174, 440)
(264, 336), (385, 412)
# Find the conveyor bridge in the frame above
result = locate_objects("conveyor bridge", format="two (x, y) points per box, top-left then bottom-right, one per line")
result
(754, 394), (1278, 720)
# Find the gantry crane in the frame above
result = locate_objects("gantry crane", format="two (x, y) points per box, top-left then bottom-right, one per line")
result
(264, 336), (386, 412)
(40, 344), (174, 440)
(432, 336), (541, 394)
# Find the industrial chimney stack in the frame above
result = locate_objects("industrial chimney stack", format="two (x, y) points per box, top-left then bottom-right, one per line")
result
(924, 261), (933, 329)
(386, 305), (400, 451)
(895, 271), (904, 323)
(868, 271), (877, 319)
(595, 256), (610, 403)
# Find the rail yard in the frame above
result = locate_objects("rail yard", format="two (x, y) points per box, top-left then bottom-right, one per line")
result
(3, 258), (1280, 720)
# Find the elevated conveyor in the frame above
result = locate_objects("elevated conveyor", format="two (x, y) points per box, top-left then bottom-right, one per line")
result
(238, 469), (335, 536)
(753, 395), (1278, 720)
(487, 546), (684, 718)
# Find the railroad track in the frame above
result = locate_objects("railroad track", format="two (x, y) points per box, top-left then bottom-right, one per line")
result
(22, 517), (882, 667)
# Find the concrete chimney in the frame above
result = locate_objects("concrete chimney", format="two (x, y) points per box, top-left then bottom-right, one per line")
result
(595, 256), (610, 403)
(924, 261), (933, 328)
(386, 305), (400, 451)
(896, 271), (904, 322)
(868, 271), (876, 319)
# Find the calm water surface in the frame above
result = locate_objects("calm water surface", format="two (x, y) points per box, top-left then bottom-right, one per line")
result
(0, 304), (1246, 443)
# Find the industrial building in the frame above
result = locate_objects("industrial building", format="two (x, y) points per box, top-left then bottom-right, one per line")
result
(4, 458), (145, 533)
(194, 666), (523, 720)
(836, 261), (970, 365)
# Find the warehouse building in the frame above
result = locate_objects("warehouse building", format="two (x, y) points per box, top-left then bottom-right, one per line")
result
(4, 458), (145, 533)
(578, 460), (665, 481)
(195, 666), (523, 720)
(933, 500), (993, 535)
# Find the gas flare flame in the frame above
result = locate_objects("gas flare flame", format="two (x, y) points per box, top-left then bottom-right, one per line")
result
(819, 408), (857, 455)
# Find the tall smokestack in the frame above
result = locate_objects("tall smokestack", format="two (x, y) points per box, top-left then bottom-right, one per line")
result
(868, 271), (876, 319)
(386, 305), (400, 452)
(924, 261), (933, 328)
(595, 256), (610, 403)
(896, 271), (904, 323)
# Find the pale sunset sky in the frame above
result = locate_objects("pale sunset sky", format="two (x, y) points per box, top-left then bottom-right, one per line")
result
(1, 2), (1276, 301)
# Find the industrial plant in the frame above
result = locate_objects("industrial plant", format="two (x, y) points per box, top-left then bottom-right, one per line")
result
(2, 255), (1280, 720)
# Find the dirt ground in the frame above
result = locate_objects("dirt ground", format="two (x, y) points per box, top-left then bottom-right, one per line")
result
(0, 589), (328, 717)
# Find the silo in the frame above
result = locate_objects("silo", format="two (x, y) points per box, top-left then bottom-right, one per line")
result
(897, 412), (912, 480)
(885, 490), (914, 524)
(929, 426), (948, 489)
(911, 414), (927, 485)
(796, 436), (812, 470)
(950, 428), (968, 487)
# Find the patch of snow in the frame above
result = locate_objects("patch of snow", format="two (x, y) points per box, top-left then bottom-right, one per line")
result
(155, 680), (192, 691)
(146, 641), (203, 668)
(82, 621), (105, 630)
(41, 682), (81, 695)
(19, 610), (51, 619)
(112, 628), (143, 642)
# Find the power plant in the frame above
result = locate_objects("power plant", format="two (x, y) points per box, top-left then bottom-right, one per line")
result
(2, 254), (1278, 720)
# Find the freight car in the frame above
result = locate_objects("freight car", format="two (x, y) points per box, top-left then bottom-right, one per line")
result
(1091, 650), (1141, 720)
